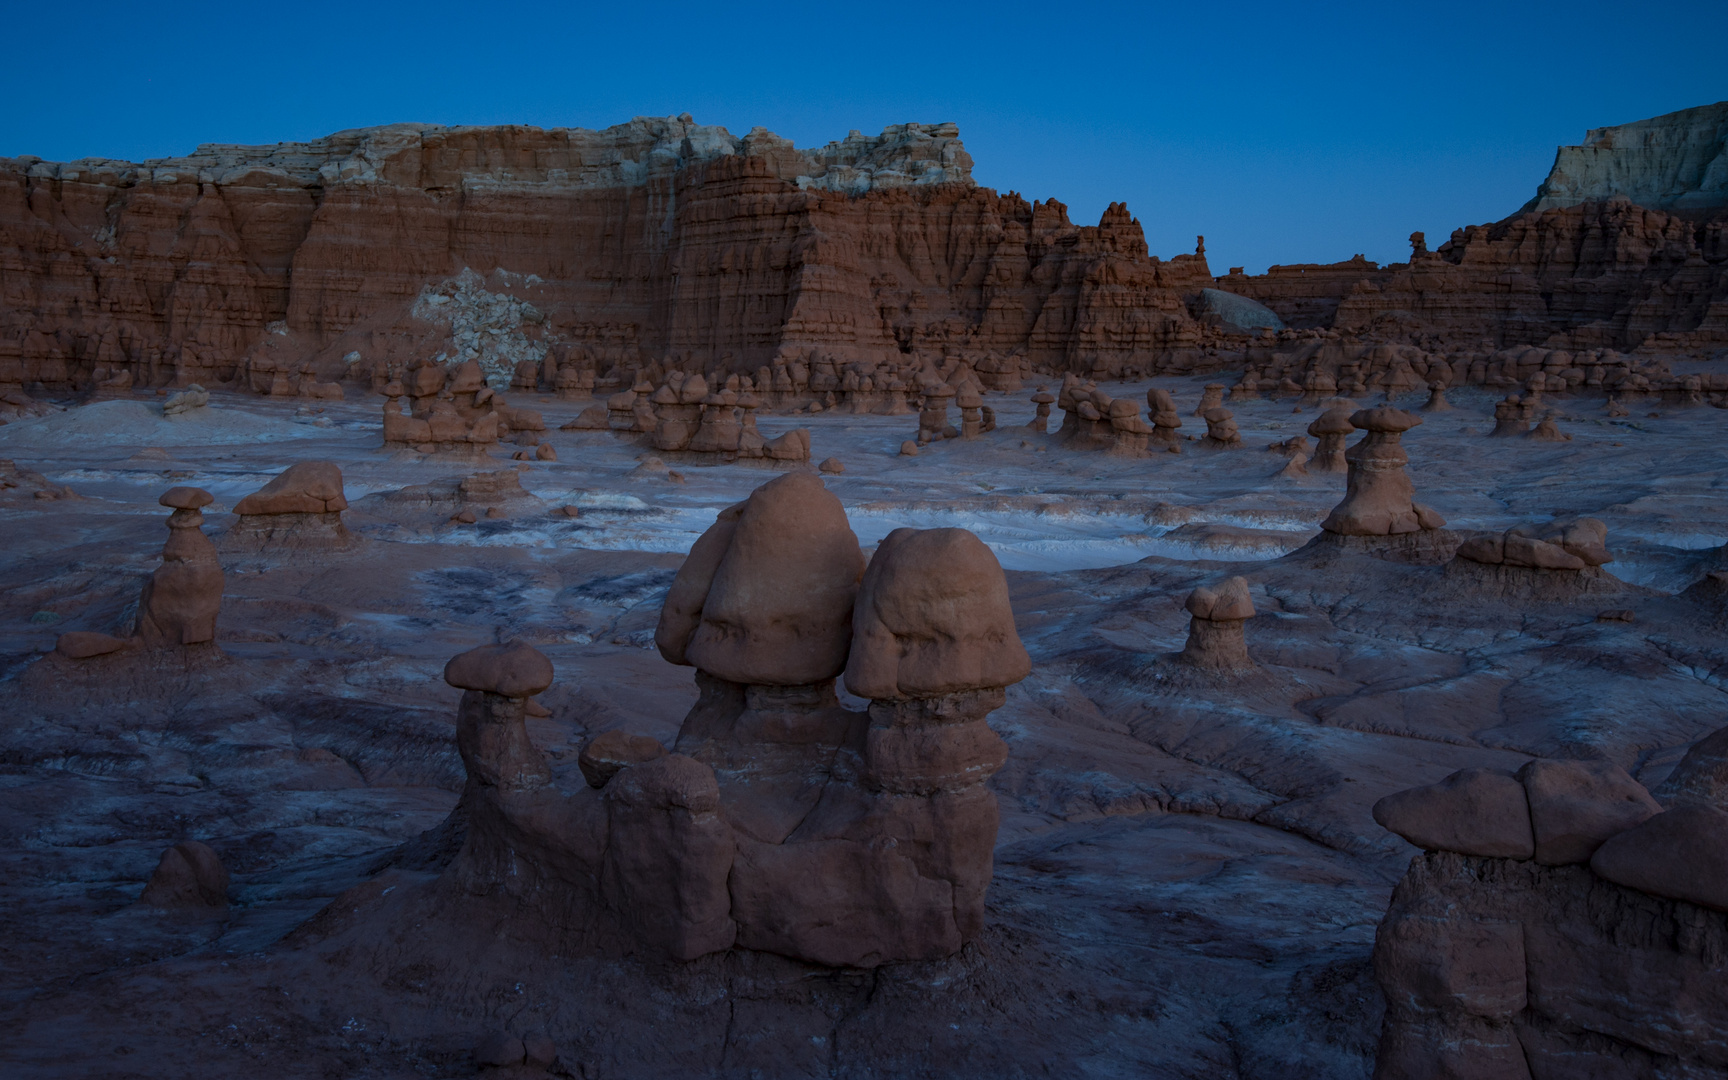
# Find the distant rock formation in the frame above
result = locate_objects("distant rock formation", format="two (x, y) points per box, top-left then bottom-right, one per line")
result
(7, 102), (1722, 405)
(0, 117), (1214, 395)
(1524, 100), (1728, 216)
(1215, 103), (1728, 355)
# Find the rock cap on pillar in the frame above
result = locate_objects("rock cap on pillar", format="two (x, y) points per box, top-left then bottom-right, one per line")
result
(1185, 577), (1255, 621)
(1349, 406), (1420, 435)
(444, 641), (554, 698)
(160, 486), (214, 510)
(656, 472), (865, 685)
(844, 526), (1030, 700)
(1320, 406), (1446, 536)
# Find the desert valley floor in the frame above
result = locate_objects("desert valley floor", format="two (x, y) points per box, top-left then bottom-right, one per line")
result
(3, 377), (1727, 1078)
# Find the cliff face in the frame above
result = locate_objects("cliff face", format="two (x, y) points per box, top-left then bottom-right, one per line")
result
(1525, 101), (1728, 216)
(0, 117), (1213, 393)
(1221, 105), (1728, 352)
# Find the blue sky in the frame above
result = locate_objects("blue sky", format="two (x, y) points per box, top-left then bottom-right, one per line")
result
(3, 1), (1722, 273)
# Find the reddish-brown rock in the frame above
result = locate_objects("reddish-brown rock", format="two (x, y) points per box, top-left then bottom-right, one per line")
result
(446, 643), (554, 794)
(844, 527), (1029, 700)
(138, 840), (229, 909)
(444, 641), (555, 699)
(1199, 406), (1241, 448)
(0, 119), (1217, 396)
(601, 753), (737, 960)
(234, 461), (347, 515)
(1372, 768), (1535, 859)
(1457, 516), (1614, 571)
(1373, 849), (1728, 1079)
(1320, 408), (1446, 537)
(1591, 804), (1728, 912)
(1178, 577), (1257, 672)
(53, 630), (131, 659)
(578, 730), (668, 789)
(1305, 406), (1355, 472)
(227, 460), (356, 551)
(1518, 758), (1662, 865)
(667, 473), (864, 686)
(136, 487), (224, 648)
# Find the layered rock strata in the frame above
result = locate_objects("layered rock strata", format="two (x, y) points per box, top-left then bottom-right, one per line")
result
(1218, 105), (1728, 355)
(0, 118), (1214, 395)
(224, 460), (356, 551)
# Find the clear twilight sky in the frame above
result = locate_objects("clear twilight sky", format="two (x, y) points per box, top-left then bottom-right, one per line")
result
(3, 1), (1723, 274)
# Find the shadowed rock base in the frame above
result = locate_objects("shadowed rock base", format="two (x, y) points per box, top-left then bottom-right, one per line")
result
(1298, 529), (1461, 566)
(221, 511), (358, 553)
(1375, 851), (1728, 1079)
(1441, 558), (1627, 601)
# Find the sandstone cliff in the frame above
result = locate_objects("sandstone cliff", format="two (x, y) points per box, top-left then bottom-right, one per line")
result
(0, 116), (1213, 394)
(1525, 100), (1728, 216)
(1220, 104), (1728, 353)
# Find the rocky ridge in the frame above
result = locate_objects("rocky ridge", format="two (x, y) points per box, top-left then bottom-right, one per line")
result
(0, 115), (1212, 397)
(1525, 100), (1728, 215)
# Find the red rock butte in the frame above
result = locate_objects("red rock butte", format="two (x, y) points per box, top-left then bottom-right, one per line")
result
(3, 104), (1725, 405)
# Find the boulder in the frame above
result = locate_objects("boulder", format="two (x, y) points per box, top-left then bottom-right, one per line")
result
(444, 641), (555, 699)
(54, 630), (131, 659)
(234, 461), (348, 515)
(1518, 758), (1662, 865)
(1590, 805), (1728, 911)
(844, 527), (1029, 701)
(665, 473), (864, 686)
(1372, 768), (1535, 858)
(578, 730), (668, 789)
(161, 384), (209, 417)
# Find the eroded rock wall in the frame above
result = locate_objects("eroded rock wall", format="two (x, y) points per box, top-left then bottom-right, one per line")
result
(1220, 105), (1728, 351)
(0, 117), (1213, 393)
(1375, 851), (1728, 1078)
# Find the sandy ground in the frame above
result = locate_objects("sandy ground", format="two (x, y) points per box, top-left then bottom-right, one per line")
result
(2, 377), (1725, 1078)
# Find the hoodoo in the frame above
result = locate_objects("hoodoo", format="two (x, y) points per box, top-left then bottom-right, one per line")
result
(136, 487), (225, 648)
(430, 474), (1024, 968)
(1313, 407), (1453, 562)
(1177, 577), (1256, 673)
